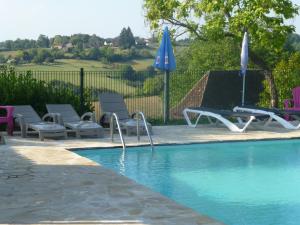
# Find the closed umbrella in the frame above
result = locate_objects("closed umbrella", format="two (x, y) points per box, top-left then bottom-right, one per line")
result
(154, 27), (176, 124)
(241, 32), (249, 106)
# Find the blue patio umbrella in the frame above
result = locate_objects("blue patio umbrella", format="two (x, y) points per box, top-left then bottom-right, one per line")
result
(154, 27), (176, 123)
(240, 32), (249, 106)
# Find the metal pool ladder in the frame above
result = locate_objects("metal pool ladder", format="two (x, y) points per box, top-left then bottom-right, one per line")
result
(133, 112), (154, 150)
(110, 112), (154, 150)
(110, 113), (126, 150)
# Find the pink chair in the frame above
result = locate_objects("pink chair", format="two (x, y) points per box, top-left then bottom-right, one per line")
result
(0, 106), (14, 135)
(284, 87), (300, 120)
(284, 87), (300, 110)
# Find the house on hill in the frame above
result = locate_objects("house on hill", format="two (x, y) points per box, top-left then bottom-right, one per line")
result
(52, 43), (73, 52)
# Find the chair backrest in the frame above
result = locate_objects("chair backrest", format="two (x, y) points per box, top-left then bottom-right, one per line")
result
(292, 87), (300, 108)
(0, 106), (14, 122)
(99, 93), (130, 120)
(46, 104), (81, 123)
(13, 105), (42, 124)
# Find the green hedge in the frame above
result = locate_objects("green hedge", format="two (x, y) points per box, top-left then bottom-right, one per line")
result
(0, 65), (93, 116)
(259, 53), (300, 108)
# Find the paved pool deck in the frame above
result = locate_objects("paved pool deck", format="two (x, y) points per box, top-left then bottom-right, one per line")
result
(1, 123), (300, 225)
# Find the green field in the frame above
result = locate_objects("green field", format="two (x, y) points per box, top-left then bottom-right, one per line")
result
(9, 58), (153, 95)
(12, 58), (153, 71)
(0, 50), (19, 58)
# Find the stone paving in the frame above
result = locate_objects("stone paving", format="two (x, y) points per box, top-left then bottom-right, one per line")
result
(1, 123), (300, 225)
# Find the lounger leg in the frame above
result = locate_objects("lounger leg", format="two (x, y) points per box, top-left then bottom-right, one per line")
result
(183, 109), (202, 128)
(96, 129), (103, 138)
(39, 132), (44, 141)
(76, 130), (81, 138)
(21, 125), (27, 138)
(264, 117), (273, 127)
(207, 116), (214, 124)
(237, 117), (244, 125)
(194, 114), (202, 127)
(211, 115), (256, 132)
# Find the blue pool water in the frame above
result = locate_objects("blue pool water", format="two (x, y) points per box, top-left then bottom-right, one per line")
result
(76, 140), (300, 225)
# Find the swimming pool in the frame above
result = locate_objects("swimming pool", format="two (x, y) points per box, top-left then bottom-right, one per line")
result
(75, 139), (300, 225)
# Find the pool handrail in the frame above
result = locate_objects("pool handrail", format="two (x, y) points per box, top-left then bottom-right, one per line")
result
(133, 111), (154, 151)
(110, 113), (126, 150)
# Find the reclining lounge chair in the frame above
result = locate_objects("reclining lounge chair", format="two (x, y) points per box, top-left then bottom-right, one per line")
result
(99, 93), (152, 135)
(14, 105), (66, 141)
(46, 104), (104, 138)
(183, 107), (265, 132)
(233, 105), (300, 130)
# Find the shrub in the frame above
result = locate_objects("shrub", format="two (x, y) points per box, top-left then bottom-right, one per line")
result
(119, 65), (136, 80)
(143, 75), (163, 96)
(0, 54), (6, 63)
(259, 52), (300, 107)
(0, 65), (93, 116)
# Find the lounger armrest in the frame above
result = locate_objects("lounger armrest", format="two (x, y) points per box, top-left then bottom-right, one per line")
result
(42, 113), (57, 123)
(131, 111), (147, 120)
(51, 113), (64, 125)
(99, 112), (112, 126)
(14, 113), (25, 126)
(130, 112), (137, 118)
(284, 99), (293, 108)
(81, 112), (96, 122)
(102, 112), (113, 120)
(14, 113), (26, 137)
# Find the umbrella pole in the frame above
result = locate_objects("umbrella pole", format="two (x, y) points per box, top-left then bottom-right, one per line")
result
(242, 72), (246, 106)
(163, 70), (170, 124)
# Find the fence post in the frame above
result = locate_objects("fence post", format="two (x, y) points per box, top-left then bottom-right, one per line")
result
(80, 68), (84, 115)
(163, 70), (170, 124)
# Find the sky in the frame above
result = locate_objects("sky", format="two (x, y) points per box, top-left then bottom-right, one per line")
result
(0, 0), (300, 41)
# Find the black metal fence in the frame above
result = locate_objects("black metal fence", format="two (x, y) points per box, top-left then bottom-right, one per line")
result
(15, 69), (205, 124)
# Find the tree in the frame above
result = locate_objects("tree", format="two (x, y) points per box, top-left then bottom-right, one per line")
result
(143, 76), (163, 95)
(0, 54), (6, 63)
(37, 34), (50, 48)
(32, 49), (52, 64)
(118, 27), (136, 49)
(144, 0), (299, 106)
(176, 38), (241, 72)
(120, 64), (136, 80)
(88, 34), (104, 48)
(284, 33), (300, 52)
(86, 48), (101, 60)
(260, 52), (300, 107)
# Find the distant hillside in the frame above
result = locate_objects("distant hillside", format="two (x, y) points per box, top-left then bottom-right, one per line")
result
(0, 27), (158, 66)
(0, 28), (155, 51)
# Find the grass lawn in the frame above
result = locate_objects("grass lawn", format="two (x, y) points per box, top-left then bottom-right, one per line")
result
(14, 69), (138, 96)
(14, 58), (153, 71)
(0, 50), (18, 58)
(129, 59), (153, 71)
(92, 95), (162, 120)
(12, 58), (153, 95)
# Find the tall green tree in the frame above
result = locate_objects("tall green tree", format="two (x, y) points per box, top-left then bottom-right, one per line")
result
(144, 0), (299, 106)
(37, 34), (50, 48)
(118, 27), (136, 49)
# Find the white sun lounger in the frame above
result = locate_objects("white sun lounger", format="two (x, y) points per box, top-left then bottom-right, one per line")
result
(183, 107), (262, 132)
(233, 106), (300, 129)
